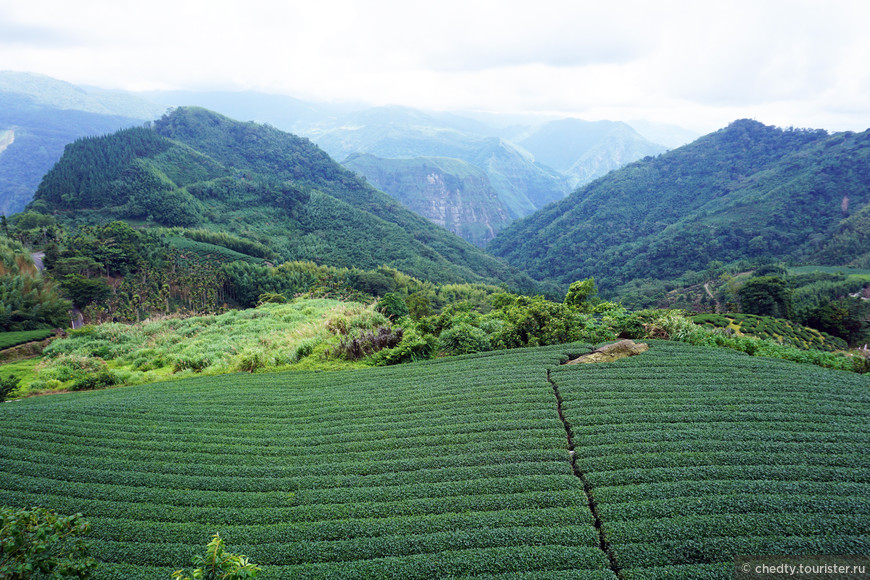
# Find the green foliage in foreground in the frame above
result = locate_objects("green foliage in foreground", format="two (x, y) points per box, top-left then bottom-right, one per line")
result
(0, 506), (96, 578)
(551, 341), (870, 578)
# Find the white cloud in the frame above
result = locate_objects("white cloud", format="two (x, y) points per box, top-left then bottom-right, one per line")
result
(1, 0), (869, 132)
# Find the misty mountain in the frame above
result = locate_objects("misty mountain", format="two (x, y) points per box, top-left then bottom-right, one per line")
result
(306, 105), (570, 218)
(627, 119), (700, 149)
(489, 119), (870, 291)
(343, 153), (512, 247)
(0, 71), (166, 214)
(517, 118), (668, 188)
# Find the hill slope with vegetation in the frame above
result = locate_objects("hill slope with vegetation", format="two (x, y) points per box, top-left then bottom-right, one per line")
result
(489, 120), (870, 292)
(28, 106), (535, 291)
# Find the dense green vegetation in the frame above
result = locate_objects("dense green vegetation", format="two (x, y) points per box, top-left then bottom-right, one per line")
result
(552, 341), (870, 578)
(1, 341), (867, 578)
(490, 120), (870, 292)
(28, 107), (536, 291)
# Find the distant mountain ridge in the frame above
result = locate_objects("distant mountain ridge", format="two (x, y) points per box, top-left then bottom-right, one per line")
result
(306, 105), (571, 219)
(489, 119), (870, 291)
(30, 106), (536, 290)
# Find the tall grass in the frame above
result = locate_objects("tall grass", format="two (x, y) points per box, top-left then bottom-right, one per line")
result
(26, 299), (387, 395)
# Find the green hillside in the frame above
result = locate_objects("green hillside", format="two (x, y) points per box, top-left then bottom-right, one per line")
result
(343, 153), (512, 246)
(29, 107), (535, 290)
(489, 120), (870, 292)
(1, 341), (867, 578)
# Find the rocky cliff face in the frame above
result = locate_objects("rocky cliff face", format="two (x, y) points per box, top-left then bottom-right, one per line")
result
(344, 154), (512, 247)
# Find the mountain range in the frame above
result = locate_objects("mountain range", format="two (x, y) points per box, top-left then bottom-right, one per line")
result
(0, 72), (691, 248)
(30, 106), (536, 291)
(489, 119), (870, 291)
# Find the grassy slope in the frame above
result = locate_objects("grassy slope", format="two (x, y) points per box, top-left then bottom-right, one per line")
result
(25, 299), (379, 396)
(1, 341), (868, 578)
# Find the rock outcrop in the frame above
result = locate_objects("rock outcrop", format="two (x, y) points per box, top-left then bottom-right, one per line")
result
(565, 339), (649, 364)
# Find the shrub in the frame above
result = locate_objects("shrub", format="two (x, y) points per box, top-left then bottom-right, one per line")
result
(333, 327), (404, 361)
(371, 327), (437, 365)
(69, 369), (120, 391)
(377, 293), (409, 321)
(439, 323), (491, 355)
(0, 375), (19, 402)
(172, 533), (260, 580)
(291, 338), (319, 363)
(234, 350), (267, 373)
(0, 506), (97, 579)
(172, 354), (212, 373)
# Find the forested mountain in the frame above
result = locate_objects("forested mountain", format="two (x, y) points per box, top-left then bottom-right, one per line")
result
(489, 119), (870, 291)
(342, 153), (512, 246)
(29, 106), (536, 290)
(305, 105), (571, 218)
(0, 71), (166, 215)
(517, 118), (667, 188)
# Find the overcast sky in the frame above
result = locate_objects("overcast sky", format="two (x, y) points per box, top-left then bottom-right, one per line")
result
(1, 0), (868, 133)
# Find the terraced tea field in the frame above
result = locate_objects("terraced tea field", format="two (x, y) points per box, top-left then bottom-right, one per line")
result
(0, 344), (612, 579)
(551, 341), (870, 579)
(1, 340), (868, 578)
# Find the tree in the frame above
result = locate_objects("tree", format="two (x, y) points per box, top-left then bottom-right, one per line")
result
(805, 298), (869, 346)
(738, 276), (793, 319)
(564, 277), (598, 312)
(60, 274), (112, 308)
(0, 507), (96, 579)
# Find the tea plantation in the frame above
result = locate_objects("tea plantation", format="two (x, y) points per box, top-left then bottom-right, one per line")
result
(1, 341), (868, 578)
(551, 341), (870, 579)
